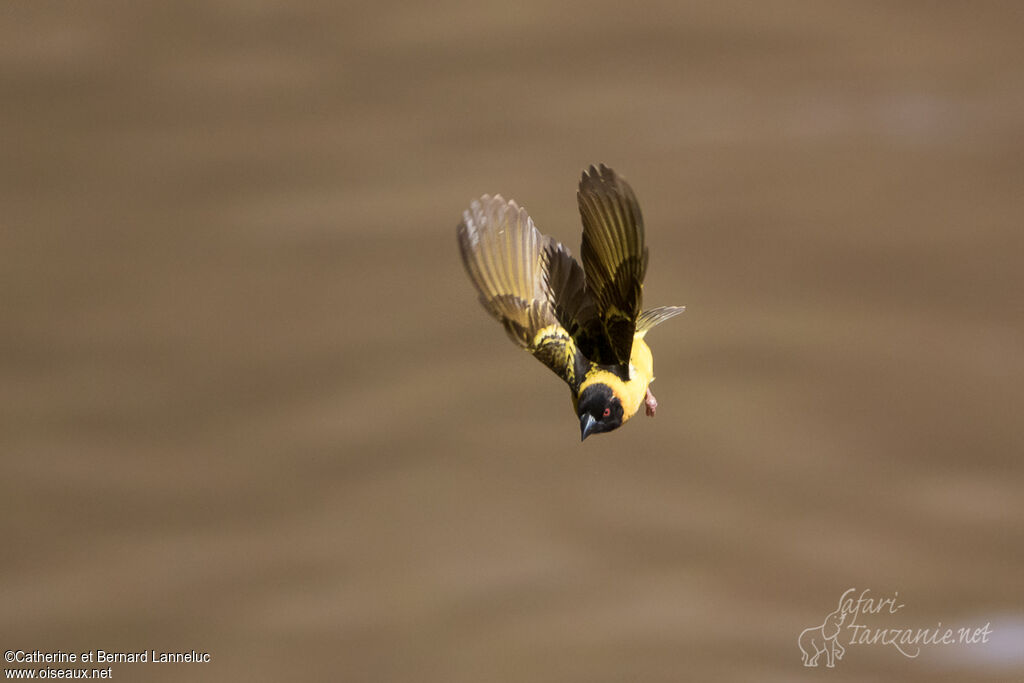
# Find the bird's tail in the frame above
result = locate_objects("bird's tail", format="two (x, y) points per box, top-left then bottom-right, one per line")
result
(635, 306), (686, 337)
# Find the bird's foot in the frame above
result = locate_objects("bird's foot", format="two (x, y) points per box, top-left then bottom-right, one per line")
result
(644, 387), (658, 417)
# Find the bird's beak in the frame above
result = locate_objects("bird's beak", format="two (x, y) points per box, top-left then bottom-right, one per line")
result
(580, 413), (597, 441)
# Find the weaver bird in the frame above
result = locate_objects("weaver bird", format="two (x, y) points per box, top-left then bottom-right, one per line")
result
(457, 164), (685, 440)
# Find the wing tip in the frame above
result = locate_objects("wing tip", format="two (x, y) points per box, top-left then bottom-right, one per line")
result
(581, 162), (621, 185)
(461, 194), (533, 236)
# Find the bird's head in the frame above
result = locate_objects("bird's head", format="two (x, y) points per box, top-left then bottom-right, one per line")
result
(577, 383), (624, 440)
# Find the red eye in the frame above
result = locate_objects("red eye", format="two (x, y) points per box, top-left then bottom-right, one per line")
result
(602, 407), (611, 418)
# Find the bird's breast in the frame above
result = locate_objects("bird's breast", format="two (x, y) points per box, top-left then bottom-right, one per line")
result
(576, 337), (655, 423)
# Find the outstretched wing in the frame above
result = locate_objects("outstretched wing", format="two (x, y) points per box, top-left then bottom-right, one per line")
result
(457, 195), (588, 389)
(577, 164), (649, 374)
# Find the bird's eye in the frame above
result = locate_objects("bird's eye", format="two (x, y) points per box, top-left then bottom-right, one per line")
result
(602, 407), (611, 418)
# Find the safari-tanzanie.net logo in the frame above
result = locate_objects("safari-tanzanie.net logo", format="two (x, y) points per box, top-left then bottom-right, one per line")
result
(798, 588), (992, 668)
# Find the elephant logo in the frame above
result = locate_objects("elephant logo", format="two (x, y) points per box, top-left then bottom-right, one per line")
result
(799, 607), (847, 667)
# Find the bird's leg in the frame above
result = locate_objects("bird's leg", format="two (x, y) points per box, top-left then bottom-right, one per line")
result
(644, 386), (658, 417)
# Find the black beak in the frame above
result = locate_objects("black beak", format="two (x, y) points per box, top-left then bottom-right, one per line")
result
(580, 413), (597, 441)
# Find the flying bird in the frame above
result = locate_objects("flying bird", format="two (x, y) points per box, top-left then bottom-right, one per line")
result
(457, 164), (685, 440)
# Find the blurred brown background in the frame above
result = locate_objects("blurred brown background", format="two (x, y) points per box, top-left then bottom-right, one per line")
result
(2, 1), (1022, 681)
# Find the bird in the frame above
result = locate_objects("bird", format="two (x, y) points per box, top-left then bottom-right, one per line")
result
(456, 164), (685, 440)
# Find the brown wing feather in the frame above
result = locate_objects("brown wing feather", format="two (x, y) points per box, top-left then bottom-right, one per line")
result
(577, 164), (649, 371)
(457, 195), (585, 388)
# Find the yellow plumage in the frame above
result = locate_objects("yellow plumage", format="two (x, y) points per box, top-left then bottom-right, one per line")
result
(576, 334), (654, 425)
(457, 164), (684, 440)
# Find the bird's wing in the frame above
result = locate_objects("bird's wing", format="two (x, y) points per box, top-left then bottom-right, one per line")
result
(576, 164), (649, 374)
(457, 195), (588, 389)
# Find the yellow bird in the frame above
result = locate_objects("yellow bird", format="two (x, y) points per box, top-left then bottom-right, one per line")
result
(457, 164), (685, 440)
